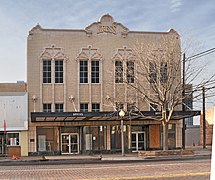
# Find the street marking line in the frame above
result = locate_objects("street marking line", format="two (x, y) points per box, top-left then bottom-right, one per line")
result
(83, 172), (211, 180)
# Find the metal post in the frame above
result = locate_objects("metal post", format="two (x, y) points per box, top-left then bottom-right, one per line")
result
(121, 118), (124, 156)
(182, 53), (186, 149)
(202, 86), (206, 148)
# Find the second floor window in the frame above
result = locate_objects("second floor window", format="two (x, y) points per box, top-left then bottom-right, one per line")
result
(149, 62), (157, 83)
(127, 61), (134, 83)
(80, 103), (88, 112)
(43, 60), (51, 83)
(55, 103), (63, 112)
(80, 60), (88, 83)
(92, 103), (100, 112)
(43, 103), (51, 112)
(115, 61), (123, 83)
(160, 62), (167, 84)
(55, 60), (63, 83)
(91, 60), (99, 83)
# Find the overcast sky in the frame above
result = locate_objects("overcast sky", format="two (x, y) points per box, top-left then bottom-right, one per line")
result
(0, 0), (215, 109)
(1, 0), (214, 81)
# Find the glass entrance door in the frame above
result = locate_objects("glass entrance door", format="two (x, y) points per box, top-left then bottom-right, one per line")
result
(131, 132), (145, 152)
(61, 133), (79, 154)
(70, 134), (78, 153)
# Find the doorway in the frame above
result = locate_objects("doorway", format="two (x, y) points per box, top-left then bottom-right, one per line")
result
(0, 134), (6, 155)
(61, 133), (79, 154)
(131, 132), (145, 152)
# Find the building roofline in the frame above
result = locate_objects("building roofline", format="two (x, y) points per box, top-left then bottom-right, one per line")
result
(29, 25), (179, 36)
(29, 22), (179, 36)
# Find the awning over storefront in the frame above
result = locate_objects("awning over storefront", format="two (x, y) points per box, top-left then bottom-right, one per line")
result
(31, 110), (201, 125)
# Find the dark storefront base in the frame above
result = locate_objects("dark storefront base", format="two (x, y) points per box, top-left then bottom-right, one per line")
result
(29, 124), (177, 156)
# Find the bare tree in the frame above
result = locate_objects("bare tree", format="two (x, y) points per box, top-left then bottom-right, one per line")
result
(124, 35), (181, 150)
(106, 33), (215, 151)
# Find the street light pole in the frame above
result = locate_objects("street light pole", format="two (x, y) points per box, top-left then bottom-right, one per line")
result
(119, 109), (125, 156)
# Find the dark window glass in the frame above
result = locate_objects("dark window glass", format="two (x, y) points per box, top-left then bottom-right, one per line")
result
(43, 60), (51, 83)
(92, 103), (100, 112)
(55, 60), (63, 83)
(80, 103), (88, 112)
(43, 104), (51, 112)
(80, 60), (88, 83)
(160, 62), (167, 84)
(115, 61), (123, 83)
(149, 62), (157, 83)
(127, 61), (134, 83)
(91, 61), (99, 83)
(55, 103), (63, 112)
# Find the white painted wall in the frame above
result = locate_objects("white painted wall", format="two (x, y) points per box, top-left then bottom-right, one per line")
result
(0, 92), (28, 131)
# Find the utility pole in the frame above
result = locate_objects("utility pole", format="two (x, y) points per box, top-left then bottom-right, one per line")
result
(202, 86), (206, 148)
(182, 53), (186, 149)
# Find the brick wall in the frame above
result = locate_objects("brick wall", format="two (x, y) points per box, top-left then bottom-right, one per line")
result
(200, 107), (214, 145)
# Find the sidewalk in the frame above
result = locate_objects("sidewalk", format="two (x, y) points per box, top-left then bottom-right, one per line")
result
(0, 146), (212, 164)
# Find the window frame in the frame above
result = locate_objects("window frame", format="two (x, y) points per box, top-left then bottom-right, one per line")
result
(55, 103), (64, 112)
(91, 60), (100, 83)
(80, 103), (88, 112)
(92, 103), (100, 112)
(43, 60), (52, 83)
(160, 62), (167, 84)
(7, 132), (20, 146)
(80, 60), (88, 83)
(149, 62), (157, 84)
(115, 60), (123, 83)
(126, 61), (134, 83)
(43, 103), (52, 112)
(55, 60), (63, 83)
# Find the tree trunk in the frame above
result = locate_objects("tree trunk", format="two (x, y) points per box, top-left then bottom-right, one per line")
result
(162, 123), (168, 150)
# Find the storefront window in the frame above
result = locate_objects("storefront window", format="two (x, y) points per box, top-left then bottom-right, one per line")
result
(160, 124), (176, 149)
(37, 127), (59, 152)
(83, 126), (107, 153)
(168, 124), (176, 149)
(111, 125), (128, 151)
(7, 133), (19, 146)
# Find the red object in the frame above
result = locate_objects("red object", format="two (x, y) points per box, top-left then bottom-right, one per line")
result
(12, 155), (20, 160)
(3, 120), (6, 133)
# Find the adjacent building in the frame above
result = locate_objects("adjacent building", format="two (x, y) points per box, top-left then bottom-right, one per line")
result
(200, 106), (214, 145)
(27, 14), (198, 155)
(0, 82), (28, 156)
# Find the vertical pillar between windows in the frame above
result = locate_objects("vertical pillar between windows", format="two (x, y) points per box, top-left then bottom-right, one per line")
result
(63, 59), (66, 112)
(77, 61), (80, 111)
(135, 63), (139, 111)
(113, 61), (116, 105)
(51, 58), (55, 112)
(100, 60), (103, 111)
(40, 59), (43, 112)
(89, 59), (92, 111)
(121, 60), (127, 111)
(124, 60), (128, 111)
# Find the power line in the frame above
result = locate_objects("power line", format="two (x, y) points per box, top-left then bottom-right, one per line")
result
(185, 47), (215, 62)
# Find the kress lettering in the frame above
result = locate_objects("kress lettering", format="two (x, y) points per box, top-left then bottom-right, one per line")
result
(97, 25), (116, 34)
